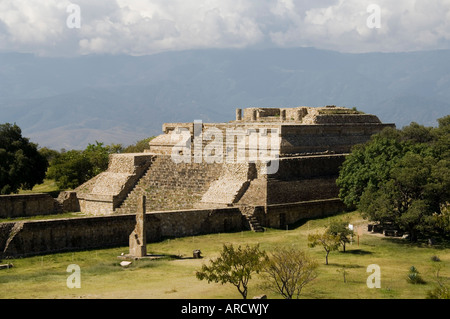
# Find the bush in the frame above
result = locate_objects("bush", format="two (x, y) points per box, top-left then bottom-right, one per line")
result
(427, 266), (450, 299)
(407, 266), (426, 284)
(431, 255), (441, 262)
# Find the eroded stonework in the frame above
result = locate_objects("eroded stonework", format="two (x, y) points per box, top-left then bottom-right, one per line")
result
(75, 106), (394, 216)
(0, 106), (397, 257)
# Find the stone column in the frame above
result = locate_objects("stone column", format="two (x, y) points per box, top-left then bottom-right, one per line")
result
(129, 195), (147, 257)
(236, 108), (242, 121)
(251, 109), (257, 121)
(296, 108), (307, 122)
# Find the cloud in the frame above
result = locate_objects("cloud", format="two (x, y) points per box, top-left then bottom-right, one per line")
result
(0, 0), (449, 56)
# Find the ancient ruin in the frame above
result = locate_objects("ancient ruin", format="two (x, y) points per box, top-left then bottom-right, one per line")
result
(0, 105), (395, 258)
(75, 105), (394, 218)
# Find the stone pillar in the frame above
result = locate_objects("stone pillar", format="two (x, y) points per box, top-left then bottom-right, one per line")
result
(296, 108), (307, 122)
(129, 195), (147, 257)
(251, 109), (257, 121)
(236, 108), (242, 121)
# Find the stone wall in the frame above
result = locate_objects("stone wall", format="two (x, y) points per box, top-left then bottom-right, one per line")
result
(279, 124), (395, 154)
(267, 178), (340, 204)
(149, 120), (394, 158)
(272, 155), (346, 180)
(1, 199), (344, 258)
(56, 191), (80, 213)
(0, 194), (59, 218)
(260, 199), (347, 228)
(1, 207), (244, 258)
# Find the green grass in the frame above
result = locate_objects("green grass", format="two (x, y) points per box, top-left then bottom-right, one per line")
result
(0, 212), (86, 223)
(18, 179), (60, 196)
(0, 211), (449, 299)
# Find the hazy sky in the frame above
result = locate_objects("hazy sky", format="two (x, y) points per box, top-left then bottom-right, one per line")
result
(1, 0), (449, 56)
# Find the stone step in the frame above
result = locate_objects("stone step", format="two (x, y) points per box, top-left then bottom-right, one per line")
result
(243, 214), (264, 232)
(114, 156), (222, 214)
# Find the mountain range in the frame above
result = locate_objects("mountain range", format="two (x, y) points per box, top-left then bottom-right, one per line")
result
(0, 47), (449, 150)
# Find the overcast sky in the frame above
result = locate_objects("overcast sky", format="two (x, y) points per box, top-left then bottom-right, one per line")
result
(1, 0), (450, 56)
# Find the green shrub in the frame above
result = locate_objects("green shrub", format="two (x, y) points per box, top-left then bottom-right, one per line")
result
(407, 266), (426, 284)
(430, 255), (441, 262)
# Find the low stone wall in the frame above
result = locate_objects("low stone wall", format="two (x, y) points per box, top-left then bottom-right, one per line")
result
(261, 198), (347, 228)
(0, 194), (58, 218)
(0, 199), (345, 258)
(1, 207), (244, 258)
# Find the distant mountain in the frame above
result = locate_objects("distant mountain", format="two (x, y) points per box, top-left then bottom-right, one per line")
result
(0, 48), (449, 150)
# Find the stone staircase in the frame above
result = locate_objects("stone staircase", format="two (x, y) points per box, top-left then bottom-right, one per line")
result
(240, 206), (264, 232)
(244, 214), (264, 232)
(197, 162), (256, 207)
(115, 155), (223, 214)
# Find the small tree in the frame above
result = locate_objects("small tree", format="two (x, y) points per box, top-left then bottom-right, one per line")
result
(195, 243), (266, 299)
(326, 219), (354, 252)
(427, 265), (450, 299)
(308, 232), (340, 265)
(337, 266), (349, 283)
(261, 247), (318, 299)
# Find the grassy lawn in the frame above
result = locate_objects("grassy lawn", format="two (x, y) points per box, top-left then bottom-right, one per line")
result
(18, 179), (60, 196)
(0, 211), (449, 299)
(0, 212), (87, 223)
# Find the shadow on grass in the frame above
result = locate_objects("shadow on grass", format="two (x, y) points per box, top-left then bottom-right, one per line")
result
(286, 210), (357, 231)
(341, 249), (373, 255)
(167, 254), (202, 260)
(325, 262), (363, 268)
(381, 236), (450, 249)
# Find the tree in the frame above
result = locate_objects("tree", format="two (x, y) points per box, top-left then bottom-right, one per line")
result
(195, 243), (266, 299)
(337, 117), (450, 241)
(261, 247), (318, 299)
(0, 123), (48, 194)
(38, 147), (60, 163)
(336, 127), (407, 208)
(123, 137), (154, 153)
(46, 150), (92, 190)
(358, 152), (449, 241)
(308, 232), (340, 265)
(83, 141), (115, 176)
(46, 141), (124, 190)
(326, 219), (354, 252)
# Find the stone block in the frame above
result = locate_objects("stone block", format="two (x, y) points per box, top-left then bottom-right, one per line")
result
(129, 195), (147, 257)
